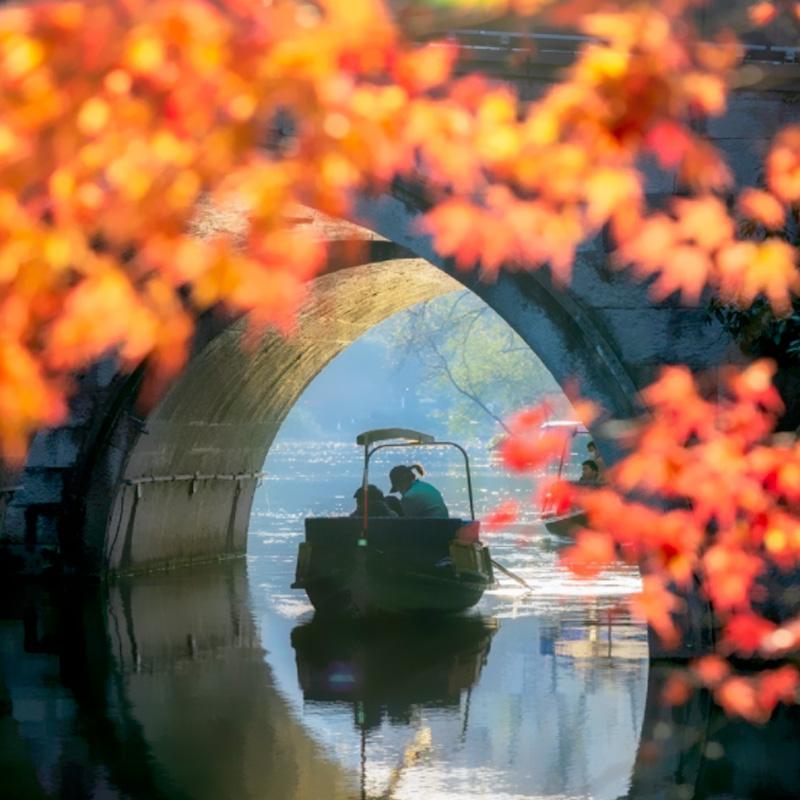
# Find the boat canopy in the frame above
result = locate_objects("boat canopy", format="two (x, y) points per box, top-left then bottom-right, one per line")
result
(356, 428), (435, 447)
(356, 427), (474, 521)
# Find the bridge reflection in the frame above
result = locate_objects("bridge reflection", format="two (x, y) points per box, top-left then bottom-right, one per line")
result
(627, 665), (800, 800)
(0, 560), (355, 800)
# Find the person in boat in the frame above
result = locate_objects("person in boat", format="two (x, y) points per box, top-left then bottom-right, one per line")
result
(388, 463), (449, 518)
(578, 459), (600, 486)
(587, 441), (607, 480)
(350, 484), (398, 518)
(383, 494), (404, 516)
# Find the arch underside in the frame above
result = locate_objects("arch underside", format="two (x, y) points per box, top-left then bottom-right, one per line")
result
(102, 257), (463, 573)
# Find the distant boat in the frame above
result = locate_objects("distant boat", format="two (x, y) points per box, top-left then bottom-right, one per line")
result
(540, 421), (592, 539)
(291, 428), (494, 616)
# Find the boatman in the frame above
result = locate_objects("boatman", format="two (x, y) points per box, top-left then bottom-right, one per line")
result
(388, 464), (449, 518)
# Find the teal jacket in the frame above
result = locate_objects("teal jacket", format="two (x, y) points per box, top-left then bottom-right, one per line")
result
(400, 479), (448, 518)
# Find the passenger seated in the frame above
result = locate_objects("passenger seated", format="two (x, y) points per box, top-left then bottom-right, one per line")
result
(350, 484), (398, 518)
(384, 494), (404, 516)
(587, 441), (607, 481)
(578, 460), (600, 486)
(388, 463), (449, 518)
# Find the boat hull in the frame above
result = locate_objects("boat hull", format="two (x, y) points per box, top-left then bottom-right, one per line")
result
(292, 517), (493, 616)
(543, 509), (587, 538)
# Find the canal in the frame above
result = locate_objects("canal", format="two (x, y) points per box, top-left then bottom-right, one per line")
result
(1, 439), (798, 799)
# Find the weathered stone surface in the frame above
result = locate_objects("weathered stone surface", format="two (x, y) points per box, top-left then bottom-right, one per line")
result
(12, 469), (65, 506)
(720, 138), (772, 190)
(707, 91), (800, 140)
(26, 429), (82, 470)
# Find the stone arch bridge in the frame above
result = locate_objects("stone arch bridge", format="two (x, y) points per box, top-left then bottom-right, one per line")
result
(0, 176), (732, 579)
(1, 31), (798, 650)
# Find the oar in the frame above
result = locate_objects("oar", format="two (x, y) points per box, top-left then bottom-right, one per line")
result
(491, 558), (534, 593)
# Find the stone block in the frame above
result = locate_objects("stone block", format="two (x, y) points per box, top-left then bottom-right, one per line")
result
(570, 255), (654, 310)
(65, 391), (100, 427)
(707, 91), (793, 140)
(91, 358), (120, 389)
(26, 429), (82, 470)
(638, 156), (677, 195)
(600, 308), (731, 368)
(1, 506), (25, 542)
(14, 469), (66, 506)
(714, 137), (770, 188)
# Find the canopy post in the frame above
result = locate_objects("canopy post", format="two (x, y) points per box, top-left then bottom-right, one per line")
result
(360, 440), (370, 542)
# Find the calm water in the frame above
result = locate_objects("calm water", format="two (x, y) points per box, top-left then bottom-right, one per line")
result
(2, 441), (799, 799)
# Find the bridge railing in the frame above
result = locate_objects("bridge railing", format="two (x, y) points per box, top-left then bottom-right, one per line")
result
(446, 28), (799, 67)
(124, 470), (269, 498)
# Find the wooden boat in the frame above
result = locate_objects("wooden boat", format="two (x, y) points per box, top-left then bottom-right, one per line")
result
(540, 420), (593, 539)
(291, 428), (494, 616)
(542, 508), (588, 537)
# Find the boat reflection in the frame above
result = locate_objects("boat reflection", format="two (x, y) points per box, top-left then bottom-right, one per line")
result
(291, 615), (499, 731)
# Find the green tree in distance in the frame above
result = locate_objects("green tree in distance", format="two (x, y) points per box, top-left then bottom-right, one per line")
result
(385, 291), (571, 441)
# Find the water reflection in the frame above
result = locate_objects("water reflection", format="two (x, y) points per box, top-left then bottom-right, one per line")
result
(291, 615), (498, 730)
(628, 665), (800, 800)
(291, 616), (498, 800)
(0, 561), (357, 800)
(1, 556), (799, 799)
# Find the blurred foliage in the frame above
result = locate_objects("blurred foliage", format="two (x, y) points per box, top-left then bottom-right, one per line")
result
(710, 295), (800, 365)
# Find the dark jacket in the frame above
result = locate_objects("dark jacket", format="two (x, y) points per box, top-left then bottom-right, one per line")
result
(350, 499), (398, 518)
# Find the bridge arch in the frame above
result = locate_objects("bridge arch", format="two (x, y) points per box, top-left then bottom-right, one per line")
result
(4, 183), (732, 582)
(80, 188), (682, 577)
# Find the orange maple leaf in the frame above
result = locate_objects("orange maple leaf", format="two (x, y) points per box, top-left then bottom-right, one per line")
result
(645, 121), (693, 168)
(716, 676), (762, 721)
(647, 244), (712, 303)
(394, 42), (456, 94)
(737, 187), (786, 230)
(423, 200), (483, 269)
(630, 574), (682, 648)
(767, 125), (800, 203)
(674, 196), (735, 253)
(737, 238), (799, 314)
(748, 1), (779, 26)
(720, 613), (778, 656)
(703, 545), (764, 611)
(756, 666), (800, 717)
(692, 654), (731, 687)
(677, 139), (732, 192)
(660, 671), (692, 707)
(583, 166), (643, 229)
(484, 500), (520, 532)
(498, 429), (567, 473)
(539, 477), (577, 516)
(561, 529), (616, 578)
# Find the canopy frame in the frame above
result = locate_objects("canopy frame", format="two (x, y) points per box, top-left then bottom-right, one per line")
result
(355, 428), (475, 531)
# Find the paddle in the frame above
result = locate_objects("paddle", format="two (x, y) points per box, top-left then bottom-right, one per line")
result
(491, 558), (534, 593)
